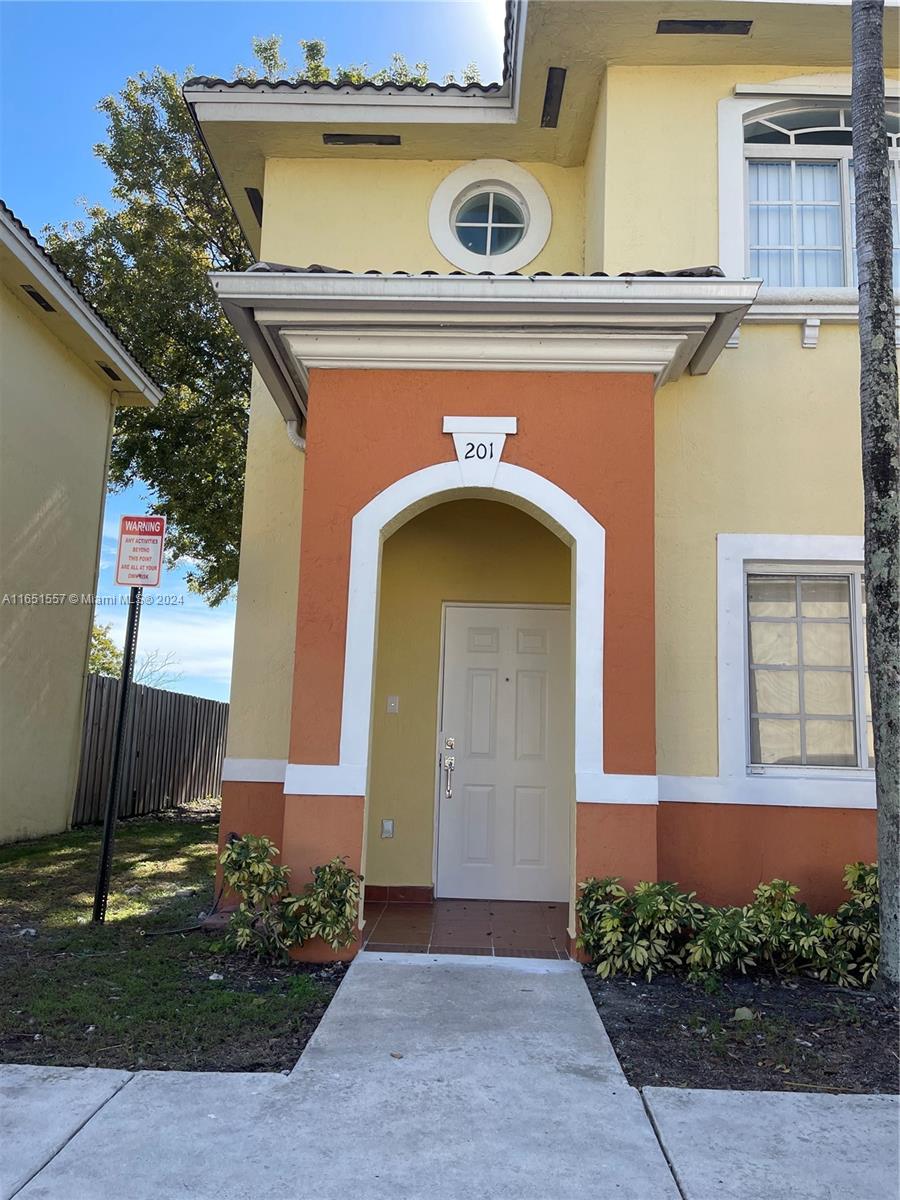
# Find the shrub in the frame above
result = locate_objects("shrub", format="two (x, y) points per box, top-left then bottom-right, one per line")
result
(746, 879), (824, 975)
(283, 857), (362, 951)
(684, 904), (759, 980)
(819, 862), (880, 987)
(578, 863), (879, 987)
(576, 877), (701, 980)
(219, 834), (294, 959)
(218, 835), (361, 961)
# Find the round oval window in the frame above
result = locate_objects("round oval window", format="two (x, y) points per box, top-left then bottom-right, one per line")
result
(453, 190), (526, 256)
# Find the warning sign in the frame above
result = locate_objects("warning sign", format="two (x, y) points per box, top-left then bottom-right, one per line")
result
(114, 515), (166, 587)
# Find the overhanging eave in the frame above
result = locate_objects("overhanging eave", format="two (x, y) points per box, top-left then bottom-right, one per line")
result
(211, 273), (761, 419)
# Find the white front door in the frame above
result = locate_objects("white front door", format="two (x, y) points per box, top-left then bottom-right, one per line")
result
(436, 604), (571, 902)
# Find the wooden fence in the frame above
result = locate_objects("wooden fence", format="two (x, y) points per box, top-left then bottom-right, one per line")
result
(72, 674), (229, 825)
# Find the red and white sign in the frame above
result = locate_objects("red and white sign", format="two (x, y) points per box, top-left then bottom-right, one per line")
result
(114, 515), (166, 587)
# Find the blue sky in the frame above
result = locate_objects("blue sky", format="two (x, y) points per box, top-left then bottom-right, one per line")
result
(1, 1), (505, 701)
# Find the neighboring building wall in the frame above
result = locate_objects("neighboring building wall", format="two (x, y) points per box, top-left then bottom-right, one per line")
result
(261, 158), (585, 272)
(366, 499), (571, 888)
(0, 282), (114, 842)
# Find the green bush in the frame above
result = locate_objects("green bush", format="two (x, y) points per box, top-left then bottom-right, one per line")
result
(577, 863), (879, 986)
(684, 904), (759, 980)
(819, 862), (880, 987)
(576, 878), (702, 980)
(747, 879), (825, 974)
(218, 835), (361, 961)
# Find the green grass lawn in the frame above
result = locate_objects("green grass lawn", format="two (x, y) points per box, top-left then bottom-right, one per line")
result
(0, 811), (343, 1072)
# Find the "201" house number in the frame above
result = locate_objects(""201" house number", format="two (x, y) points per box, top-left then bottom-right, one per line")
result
(463, 440), (497, 460)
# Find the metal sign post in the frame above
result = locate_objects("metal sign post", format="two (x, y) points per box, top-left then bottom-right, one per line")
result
(91, 515), (166, 923)
(92, 586), (142, 921)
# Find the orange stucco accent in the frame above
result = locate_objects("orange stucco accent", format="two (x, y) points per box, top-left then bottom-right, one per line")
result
(657, 801), (877, 911)
(575, 802), (659, 887)
(290, 368), (655, 775)
(218, 781), (286, 855)
(281, 794), (366, 962)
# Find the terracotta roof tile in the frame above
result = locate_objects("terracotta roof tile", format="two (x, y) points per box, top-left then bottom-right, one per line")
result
(247, 262), (727, 279)
(185, 2), (514, 97)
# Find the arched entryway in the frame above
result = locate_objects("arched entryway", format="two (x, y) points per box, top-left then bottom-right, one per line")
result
(364, 498), (573, 906)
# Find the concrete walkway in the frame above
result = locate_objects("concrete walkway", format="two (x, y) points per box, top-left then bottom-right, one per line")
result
(3, 952), (898, 1200)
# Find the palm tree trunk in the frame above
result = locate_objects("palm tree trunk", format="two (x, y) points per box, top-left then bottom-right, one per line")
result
(851, 0), (900, 996)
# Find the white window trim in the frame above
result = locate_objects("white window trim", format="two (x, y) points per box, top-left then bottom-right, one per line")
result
(744, 560), (870, 774)
(714, 533), (874, 809)
(428, 159), (552, 274)
(718, 83), (900, 333)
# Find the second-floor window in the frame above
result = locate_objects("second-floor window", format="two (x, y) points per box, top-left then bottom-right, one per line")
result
(744, 102), (900, 288)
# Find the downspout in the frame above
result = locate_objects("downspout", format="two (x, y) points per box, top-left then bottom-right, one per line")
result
(286, 419), (306, 451)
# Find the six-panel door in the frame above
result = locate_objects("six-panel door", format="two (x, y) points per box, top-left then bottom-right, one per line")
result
(436, 604), (571, 901)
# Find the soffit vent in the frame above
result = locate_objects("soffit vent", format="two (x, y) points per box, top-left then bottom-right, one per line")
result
(540, 67), (567, 129)
(657, 19), (753, 35)
(244, 187), (264, 226)
(21, 283), (55, 312)
(322, 133), (402, 146)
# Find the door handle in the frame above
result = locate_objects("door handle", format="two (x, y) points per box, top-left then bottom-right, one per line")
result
(444, 755), (455, 798)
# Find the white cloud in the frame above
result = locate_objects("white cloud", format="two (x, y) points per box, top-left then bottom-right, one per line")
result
(100, 598), (236, 684)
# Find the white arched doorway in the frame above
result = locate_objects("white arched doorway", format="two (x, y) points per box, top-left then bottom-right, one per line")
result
(285, 460), (608, 802)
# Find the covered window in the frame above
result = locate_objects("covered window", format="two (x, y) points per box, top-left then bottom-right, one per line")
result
(744, 102), (900, 287)
(746, 566), (872, 770)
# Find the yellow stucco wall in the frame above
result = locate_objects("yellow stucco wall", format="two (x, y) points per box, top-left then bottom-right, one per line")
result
(261, 158), (585, 273)
(225, 371), (304, 761)
(0, 282), (115, 842)
(589, 65), (899, 274)
(655, 323), (865, 777)
(365, 499), (571, 887)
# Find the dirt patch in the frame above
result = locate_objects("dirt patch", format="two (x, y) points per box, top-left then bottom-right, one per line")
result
(584, 969), (899, 1094)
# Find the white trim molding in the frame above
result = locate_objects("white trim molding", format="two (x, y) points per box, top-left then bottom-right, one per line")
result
(714, 533), (874, 809)
(221, 758), (287, 784)
(443, 416), (517, 434)
(212, 271), (760, 421)
(718, 82), (900, 340)
(283, 764), (366, 796)
(428, 159), (552, 274)
(283, 458), (657, 806)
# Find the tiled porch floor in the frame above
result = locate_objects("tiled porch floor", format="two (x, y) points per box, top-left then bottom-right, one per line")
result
(362, 898), (570, 960)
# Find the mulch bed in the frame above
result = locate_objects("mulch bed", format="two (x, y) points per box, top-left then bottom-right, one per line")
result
(583, 968), (899, 1094)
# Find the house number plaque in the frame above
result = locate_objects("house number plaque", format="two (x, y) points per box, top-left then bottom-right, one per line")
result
(443, 416), (517, 485)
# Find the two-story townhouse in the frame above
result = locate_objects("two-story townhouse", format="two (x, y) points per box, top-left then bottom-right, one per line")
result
(183, 0), (899, 958)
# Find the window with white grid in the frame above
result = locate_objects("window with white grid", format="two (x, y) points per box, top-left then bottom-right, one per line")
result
(745, 102), (900, 288)
(746, 567), (872, 770)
